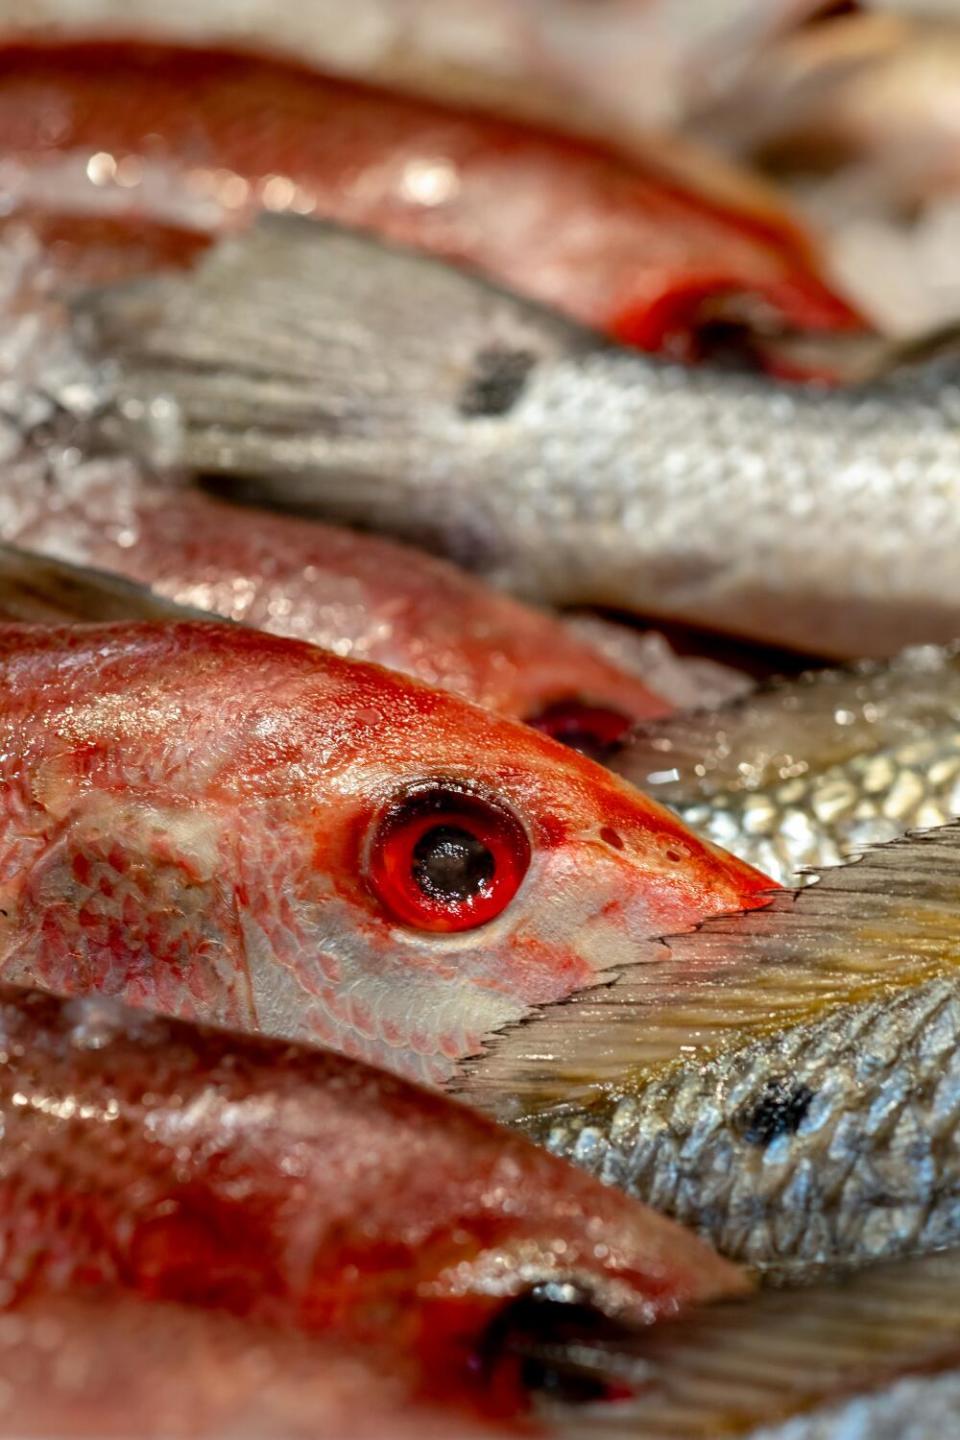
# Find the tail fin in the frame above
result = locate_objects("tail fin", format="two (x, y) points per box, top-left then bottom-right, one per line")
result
(453, 821), (960, 1113)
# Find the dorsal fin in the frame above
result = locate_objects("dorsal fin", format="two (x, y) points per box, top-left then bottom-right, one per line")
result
(0, 542), (217, 626)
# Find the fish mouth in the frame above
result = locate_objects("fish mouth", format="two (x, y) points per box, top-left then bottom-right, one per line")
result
(476, 1281), (650, 1408)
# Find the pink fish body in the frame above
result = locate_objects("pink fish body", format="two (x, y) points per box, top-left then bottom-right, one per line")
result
(1, 462), (669, 735)
(0, 622), (772, 1082)
(0, 1295), (516, 1438)
(0, 984), (745, 1415)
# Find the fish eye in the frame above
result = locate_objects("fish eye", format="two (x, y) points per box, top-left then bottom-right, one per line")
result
(367, 782), (530, 933)
(526, 699), (633, 763)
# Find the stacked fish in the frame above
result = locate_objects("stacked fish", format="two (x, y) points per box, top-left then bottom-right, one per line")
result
(0, 5), (959, 1438)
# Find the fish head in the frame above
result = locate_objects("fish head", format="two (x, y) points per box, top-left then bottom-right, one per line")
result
(0, 623), (772, 1085)
(226, 634), (775, 1082)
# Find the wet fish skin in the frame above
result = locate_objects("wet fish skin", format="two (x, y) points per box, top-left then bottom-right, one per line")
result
(82, 216), (960, 659)
(0, 983), (744, 1413)
(615, 644), (960, 884)
(0, 458), (670, 726)
(0, 38), (858, 360)
(0, 620), (769, 1084)
(0, 1294), (512, 1439)
(455, 824), (960, 1275)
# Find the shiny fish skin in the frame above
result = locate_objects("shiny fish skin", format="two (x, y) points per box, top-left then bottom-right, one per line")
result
(538, 975), (960, 1274)
(616, 644), (960, 883)
(0, 463), (669, 725)
(80, 217), (960, 658)
(0, 1295), (510, 1439)
(455, 824), (960, 1274)
(555, 1247), (960, 1440)
(0, 620), (769, 1085)
(0, 39), (857, 362)
(0, 983), (744, 1413)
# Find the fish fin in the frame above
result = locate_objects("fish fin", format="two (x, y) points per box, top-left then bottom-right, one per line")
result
(451, 822), (960, 1114)
(0, 543), (219, 626)
(72, 216), (593, 537)
(0, 793), (256, 1030)
(613, 644), (960, 798)
(760, 319), (960, 385)
(554, 1247), (960, 1437)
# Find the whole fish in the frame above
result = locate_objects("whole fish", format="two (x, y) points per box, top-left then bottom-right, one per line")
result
(0, 620), (770, 1084)
(615, 644), (960, 884)
(0, 1295), (511, 1439)
(80, 217), (960, 659)
(455, 823), (960, 1275)
(554, 1246), (960, 1440)
(0, 983), (744, 1417)
(0, 39), (858, 360)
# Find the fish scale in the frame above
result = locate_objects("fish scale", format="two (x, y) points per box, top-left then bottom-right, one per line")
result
(456, 823), (960, 1274)
(617, 645), (960, 884)
(78, 217), (960, 658)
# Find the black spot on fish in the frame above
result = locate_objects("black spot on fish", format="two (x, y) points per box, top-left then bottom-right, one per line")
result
(459, 346), (536, 418)
(737, 1079), (813, 1147)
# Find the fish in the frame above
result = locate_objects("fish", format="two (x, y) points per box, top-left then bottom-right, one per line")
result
(0, 541), (217, 626)
(454, 822), (960, 1276)
(0, 0), (824, 143)
(614, 643), (960, 884)
(78, 215), (960, 659)
(0, 982), (745, 1419)
(0, 619), (771, 1084)
(693, 10), (960, 341)
(0, 216), (746, 740)
(552, 1246), (960, 1440)
(0, 38), (860, 361)
(0, 455), (673, 740)
(0, 1294), (513, 1439)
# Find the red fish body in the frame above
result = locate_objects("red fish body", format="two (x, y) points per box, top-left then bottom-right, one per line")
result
(0, 622), (771, 1082)
(0, 984), (745, 1416)
(0, 40), (861, 358)
(0, 1295), (515, 1439)
(0, 462), (669, 732)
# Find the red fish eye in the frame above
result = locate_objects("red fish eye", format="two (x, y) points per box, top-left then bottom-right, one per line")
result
(526, 699), (632, 763)
(367, 785), (530, 933)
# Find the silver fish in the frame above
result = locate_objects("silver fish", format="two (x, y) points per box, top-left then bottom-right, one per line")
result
(455, 822), (960, 1276)
(554, 1246), (960, 1440)
(76, 216), (960, 660)
(615, 643), (960, 884)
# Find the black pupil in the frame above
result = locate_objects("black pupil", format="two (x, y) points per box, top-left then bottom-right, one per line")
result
(411, 823), (495, 903)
